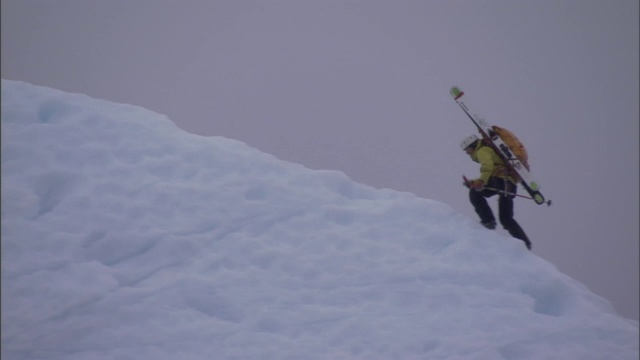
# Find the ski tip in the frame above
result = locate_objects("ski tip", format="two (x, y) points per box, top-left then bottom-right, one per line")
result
(450, 86), (464, 100)
(533, 193), (552, 206)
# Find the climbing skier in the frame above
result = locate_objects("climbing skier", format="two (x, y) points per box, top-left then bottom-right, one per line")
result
(460, 134), (532, 250)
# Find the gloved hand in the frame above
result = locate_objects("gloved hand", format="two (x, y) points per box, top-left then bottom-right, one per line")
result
(464, 179), (485, 190)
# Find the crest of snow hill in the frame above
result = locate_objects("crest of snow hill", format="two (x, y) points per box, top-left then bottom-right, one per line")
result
(2, 80), (637, 360)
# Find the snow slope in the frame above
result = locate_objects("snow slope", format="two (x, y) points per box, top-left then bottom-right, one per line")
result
(2, 80), (637, 360)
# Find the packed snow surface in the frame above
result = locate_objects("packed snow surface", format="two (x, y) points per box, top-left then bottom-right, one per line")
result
(2, 80), (638, 360)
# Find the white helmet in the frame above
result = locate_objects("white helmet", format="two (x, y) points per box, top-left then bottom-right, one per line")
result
(459, 134), (479, 150)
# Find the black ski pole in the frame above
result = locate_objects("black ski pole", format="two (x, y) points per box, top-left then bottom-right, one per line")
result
(483, 186), (552, 206)
(463, 175), (551, 206)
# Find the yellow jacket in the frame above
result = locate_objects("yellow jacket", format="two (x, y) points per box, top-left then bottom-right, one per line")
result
(469, 141), (515, 184)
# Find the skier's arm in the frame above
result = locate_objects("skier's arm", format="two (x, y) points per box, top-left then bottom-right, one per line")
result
(475, 147), (494, 184)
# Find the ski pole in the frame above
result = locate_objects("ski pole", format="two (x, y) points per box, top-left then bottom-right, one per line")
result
(463, 176), (551, 206)
(483, 186), (552, 206)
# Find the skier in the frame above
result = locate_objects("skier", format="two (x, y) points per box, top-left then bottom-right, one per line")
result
(460, 134), (532, 250)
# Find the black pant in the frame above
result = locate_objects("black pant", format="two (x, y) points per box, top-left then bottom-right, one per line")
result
(469, 177), (531, 248)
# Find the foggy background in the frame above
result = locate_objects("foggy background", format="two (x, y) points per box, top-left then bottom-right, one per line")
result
(2, 0), (638, 320)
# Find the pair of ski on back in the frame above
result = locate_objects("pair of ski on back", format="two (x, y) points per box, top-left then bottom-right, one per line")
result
(450, 86), (550, 206)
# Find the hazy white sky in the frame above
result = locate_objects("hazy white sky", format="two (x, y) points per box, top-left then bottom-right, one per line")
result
(2, 0), (638, 320)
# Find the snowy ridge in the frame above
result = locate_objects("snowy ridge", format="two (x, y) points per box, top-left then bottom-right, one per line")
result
(2, 80), (638, 360)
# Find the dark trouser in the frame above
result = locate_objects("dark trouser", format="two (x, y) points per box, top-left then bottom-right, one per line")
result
(469, 177), (531, 249)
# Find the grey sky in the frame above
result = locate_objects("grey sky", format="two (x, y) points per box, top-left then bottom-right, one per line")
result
(2, 0), (638, 321)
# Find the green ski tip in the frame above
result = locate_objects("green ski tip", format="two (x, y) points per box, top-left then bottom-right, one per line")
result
(534, 194), (545, 204)
(450, 86), (463, 99)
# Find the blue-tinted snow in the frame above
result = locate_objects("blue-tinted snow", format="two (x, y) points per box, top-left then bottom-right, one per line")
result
(2, 80), (637, 360)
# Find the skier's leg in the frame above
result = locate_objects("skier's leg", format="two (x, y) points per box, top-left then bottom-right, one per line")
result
(469, 189), (496, 228)
(498, 195), (532, 250)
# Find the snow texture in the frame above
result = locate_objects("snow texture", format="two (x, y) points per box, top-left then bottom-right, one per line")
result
(2, 79), (638, 360)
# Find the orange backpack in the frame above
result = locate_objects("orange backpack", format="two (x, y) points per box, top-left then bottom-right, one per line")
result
(490, 126), (529, 171)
